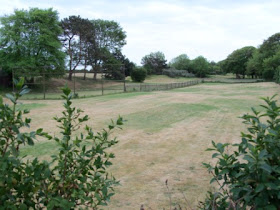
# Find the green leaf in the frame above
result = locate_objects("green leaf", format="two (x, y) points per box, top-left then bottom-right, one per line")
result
(265, 205), (277, 210)
(36, 128), (43, 134)
(27, 137), (34, 146)
(255, 183), (264, 192)
(260, 163), (272, 173)
(16, 77), (25, 89)
(5, 93), (16, 103)
(19, 88), (30, 96)
(212, 153), (220, 158)
(62, 86), (71, 96)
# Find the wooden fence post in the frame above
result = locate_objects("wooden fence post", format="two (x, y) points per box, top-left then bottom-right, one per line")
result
(43, 72), (46, 100)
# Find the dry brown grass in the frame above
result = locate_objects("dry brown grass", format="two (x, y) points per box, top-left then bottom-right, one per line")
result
(18, 82), (280, 209)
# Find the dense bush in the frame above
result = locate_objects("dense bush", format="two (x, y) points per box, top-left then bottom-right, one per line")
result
(162, 68), (195, 78)
(0, 78), (123, 208)
(274, 67), (280, 84)
(131, 67), (147, 82)
(201, 95), (280, 209)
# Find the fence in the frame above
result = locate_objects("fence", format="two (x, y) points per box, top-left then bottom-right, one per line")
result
(125, 80), (201, 92)
(11, 67), (201, 100)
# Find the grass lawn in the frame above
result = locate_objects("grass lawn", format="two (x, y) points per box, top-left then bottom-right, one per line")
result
(11, 81), (280, 209)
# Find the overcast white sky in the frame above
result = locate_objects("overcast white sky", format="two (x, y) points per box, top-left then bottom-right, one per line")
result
(1, 0), (280, 64)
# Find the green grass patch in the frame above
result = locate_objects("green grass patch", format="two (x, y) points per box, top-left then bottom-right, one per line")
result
(17, 103), (47, 111)
(124, 103), (216, 132)
(206, 98), (261, 112)
(171, 87), (204, 93)
(20, 140), (57, 158)
(95, 91), (151, 101)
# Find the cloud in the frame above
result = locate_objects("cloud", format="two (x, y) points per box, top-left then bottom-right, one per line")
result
(0, 0), (280, 64)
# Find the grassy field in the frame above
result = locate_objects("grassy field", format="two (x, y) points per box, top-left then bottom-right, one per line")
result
(15, 82), (280, 209)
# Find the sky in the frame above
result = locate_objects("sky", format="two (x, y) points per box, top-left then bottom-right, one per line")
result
(1, 0), (280, 65)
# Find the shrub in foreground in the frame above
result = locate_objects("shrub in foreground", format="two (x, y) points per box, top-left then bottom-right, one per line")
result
(200, 95), (280, 209)
(131, 67), (147, 82)
(0, 78), (123, 209)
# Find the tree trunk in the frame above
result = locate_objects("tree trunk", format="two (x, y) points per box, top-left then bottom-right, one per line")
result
(68, 70), (73, 81)
(68, 39), (73, 81)
(93, 61), (98, 80)
(83, 60), (87, 80)
(93, 70), (97, 80)
(83, 71), (87, 80)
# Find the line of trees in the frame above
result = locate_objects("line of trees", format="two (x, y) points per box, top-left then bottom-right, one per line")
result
(221, 33), (280, 82)
(140, 33), (280, 82)
(1, 8), (280, 84)
(169, 54), (215, 78)
(0, 8), (135, 83)
(140, 52), (217, 78)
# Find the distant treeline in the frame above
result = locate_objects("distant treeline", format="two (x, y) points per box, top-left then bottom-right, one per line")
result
(0, 8), (279, 86)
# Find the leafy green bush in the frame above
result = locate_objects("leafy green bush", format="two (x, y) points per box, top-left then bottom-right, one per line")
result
(275, 67), (280, 84)
(131, 67), (147, 82)
(201, 95), (280, 209)
(0, 78), (123, 208)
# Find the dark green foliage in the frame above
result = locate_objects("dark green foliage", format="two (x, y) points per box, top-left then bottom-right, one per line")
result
(259, 33), (280, 58)
(246, 33), (280, 81)
(275, 67), (280, 84)
(131, 67), (147, 82)
(201, 95), (280, 209)
(88, 19), (127, 80)
(0, 78), (122, 208)
(61, 16), (92, 80)
(0, 8), (65, 77)
(169, 54), (191, 70)
(162, 68), (194, 78)
(141, 51), (167, 75)
(103, 49), (135, 80)
(223, 46), (256, 78)
(191, 56), (210, 78)
(246, 50), (263, 78)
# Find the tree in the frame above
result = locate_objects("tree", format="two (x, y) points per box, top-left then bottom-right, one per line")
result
(0, 8), (65, 80)
(223, 46), (256, 78)
(103, 53), (123, 80)
(246, 50), (263, 78)
(141, 51), (167, 75)
(169, 54), (191, 70)
(87, 19), (126, 80)
(103, 50), (135, 80)
(201, 95), (280, 208)
(263, 49), (280, 80)
(130, 67), (147, 82)
(259, 32), (280, 58)
(61, 16), (92, 80)
(191, 56), (210, 78)
(256, 33), (280, 80)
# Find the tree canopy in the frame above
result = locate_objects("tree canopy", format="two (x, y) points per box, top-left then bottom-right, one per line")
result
(87, 19), (127, 79)
(191, 56), (210, 78)
(252, 33), (280, 80)
(61, 15), (92, 80)
(222, 46), (256, 78)
(0, 8), (65, 77)
(169, 54), (191, 70)
(141, 51), (167, 75)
